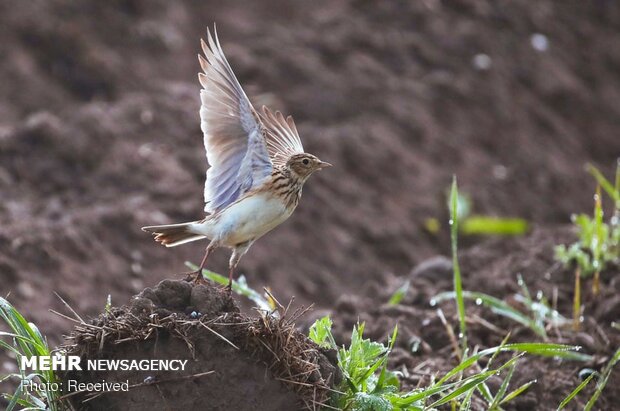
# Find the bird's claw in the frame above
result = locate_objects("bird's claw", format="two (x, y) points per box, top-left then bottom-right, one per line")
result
(183, 269), (203, 283)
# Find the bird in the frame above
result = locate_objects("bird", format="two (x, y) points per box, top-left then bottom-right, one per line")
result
(142, 27), (331, 289)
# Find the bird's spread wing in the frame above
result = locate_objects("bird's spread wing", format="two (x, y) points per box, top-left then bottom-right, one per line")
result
(199, 27), (272, 213)
(260, 106), (304, 168)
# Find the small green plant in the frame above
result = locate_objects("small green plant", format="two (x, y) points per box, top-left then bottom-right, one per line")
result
(554, 162), (620, 330)
(388, 281), (410, 305)
(308, 315), (589, 410)
(555, 163), (620, 291)
(311, 316), (416, 409)
(104, 294), (112, 313)
(0, 297), (63, 411)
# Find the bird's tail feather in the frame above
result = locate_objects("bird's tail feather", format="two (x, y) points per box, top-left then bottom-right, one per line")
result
(142, 222), (205, 247)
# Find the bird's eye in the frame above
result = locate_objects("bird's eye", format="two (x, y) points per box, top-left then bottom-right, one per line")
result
(302, 159), (309, 165)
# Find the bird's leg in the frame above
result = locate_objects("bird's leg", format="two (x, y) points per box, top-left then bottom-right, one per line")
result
(227, 241), (253, 292)
(227, 250), (240, 292)
(227, 265), (235, 291)
(192, 241), (217, 282)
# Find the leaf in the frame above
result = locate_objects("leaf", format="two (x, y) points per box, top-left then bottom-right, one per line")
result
(587, 163), (620, 204)
(352, 391), (393, 411)
(449, 176), (467, 355)
(489, 358), (518, 409)
(308, 316), (336, 349)
(429, 369), (498, 407)
(388, 281), (409, 305)
(461, 216), (529, 236)
(584, 347), (620, 411)
(557, 372), (595, 409)
(500, 379), (536, 405)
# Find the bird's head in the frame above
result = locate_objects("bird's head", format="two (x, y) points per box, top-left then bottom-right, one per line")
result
(286, 153), (332, 180)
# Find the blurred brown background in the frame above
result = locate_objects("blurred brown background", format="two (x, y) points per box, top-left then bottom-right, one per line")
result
(1, 0), (619, 349)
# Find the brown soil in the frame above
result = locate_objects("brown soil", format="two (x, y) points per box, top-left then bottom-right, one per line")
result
(61, 279), (339, 410)
(1, 0), (619, 409)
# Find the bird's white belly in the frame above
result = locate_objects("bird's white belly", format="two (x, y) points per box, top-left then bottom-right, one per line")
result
(202, 193), (293, 246)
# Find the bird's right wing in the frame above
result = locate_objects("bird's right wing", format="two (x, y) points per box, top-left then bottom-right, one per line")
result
(199, 27), (273, 214)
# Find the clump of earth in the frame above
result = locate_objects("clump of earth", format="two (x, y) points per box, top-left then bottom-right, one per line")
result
(61, 279), (340, 410)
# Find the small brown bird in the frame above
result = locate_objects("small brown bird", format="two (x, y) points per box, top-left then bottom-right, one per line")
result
(142, 27), (331, 288)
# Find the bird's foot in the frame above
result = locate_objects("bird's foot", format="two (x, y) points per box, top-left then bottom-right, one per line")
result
(183, 269), (204, 283)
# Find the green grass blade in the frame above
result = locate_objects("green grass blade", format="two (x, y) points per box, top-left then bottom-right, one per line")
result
(388, 280), (409, 305)
(429, 369), (498, 407)
(587, 163), (620, 204)
(489, 358), (518, 409)
(459, 387), (475, 410)
(557, 372), (595, 410)
(476, 383), (494, 405)
(500, 379), (536, 405)
(450, 176), (467, 354)
(615, 158), (620, 211)
(478, 343), (592, 361)
(584, 347), (620, 411)
(6, 380), (24, 411)
(461, 216), (529, 236)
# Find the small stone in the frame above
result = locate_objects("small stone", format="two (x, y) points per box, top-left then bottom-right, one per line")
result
(190, 284), (237, 317)
(530, 33), (549, 52)
(578, 368), (597, 381)
(17, 281), (36, 299)
(472, 53), (492, 70)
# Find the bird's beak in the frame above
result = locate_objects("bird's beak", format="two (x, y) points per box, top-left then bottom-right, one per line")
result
(317, 161), (332, 169)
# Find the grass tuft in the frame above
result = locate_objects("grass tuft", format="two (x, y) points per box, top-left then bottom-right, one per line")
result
(555, 162), (620, 294)
(0, 297), (63, 411)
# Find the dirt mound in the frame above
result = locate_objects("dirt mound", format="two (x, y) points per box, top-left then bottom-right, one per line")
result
(320, 227), (619, 410)
(61, 279), (339, 410)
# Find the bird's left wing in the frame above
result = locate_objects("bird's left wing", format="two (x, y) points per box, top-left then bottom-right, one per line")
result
(260, 106), (305, 168)
(199, 27), (272, 213)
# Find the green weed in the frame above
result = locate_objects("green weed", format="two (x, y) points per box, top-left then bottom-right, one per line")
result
(388, 281), (410, 306)
(554, 162), (620, 285)
(308, 315), (588, 410)
(0, 297), (63, 411)
(554, 161), (619, 329)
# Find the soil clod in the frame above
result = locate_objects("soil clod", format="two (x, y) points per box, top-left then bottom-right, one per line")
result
(62, 279), (338, 410)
